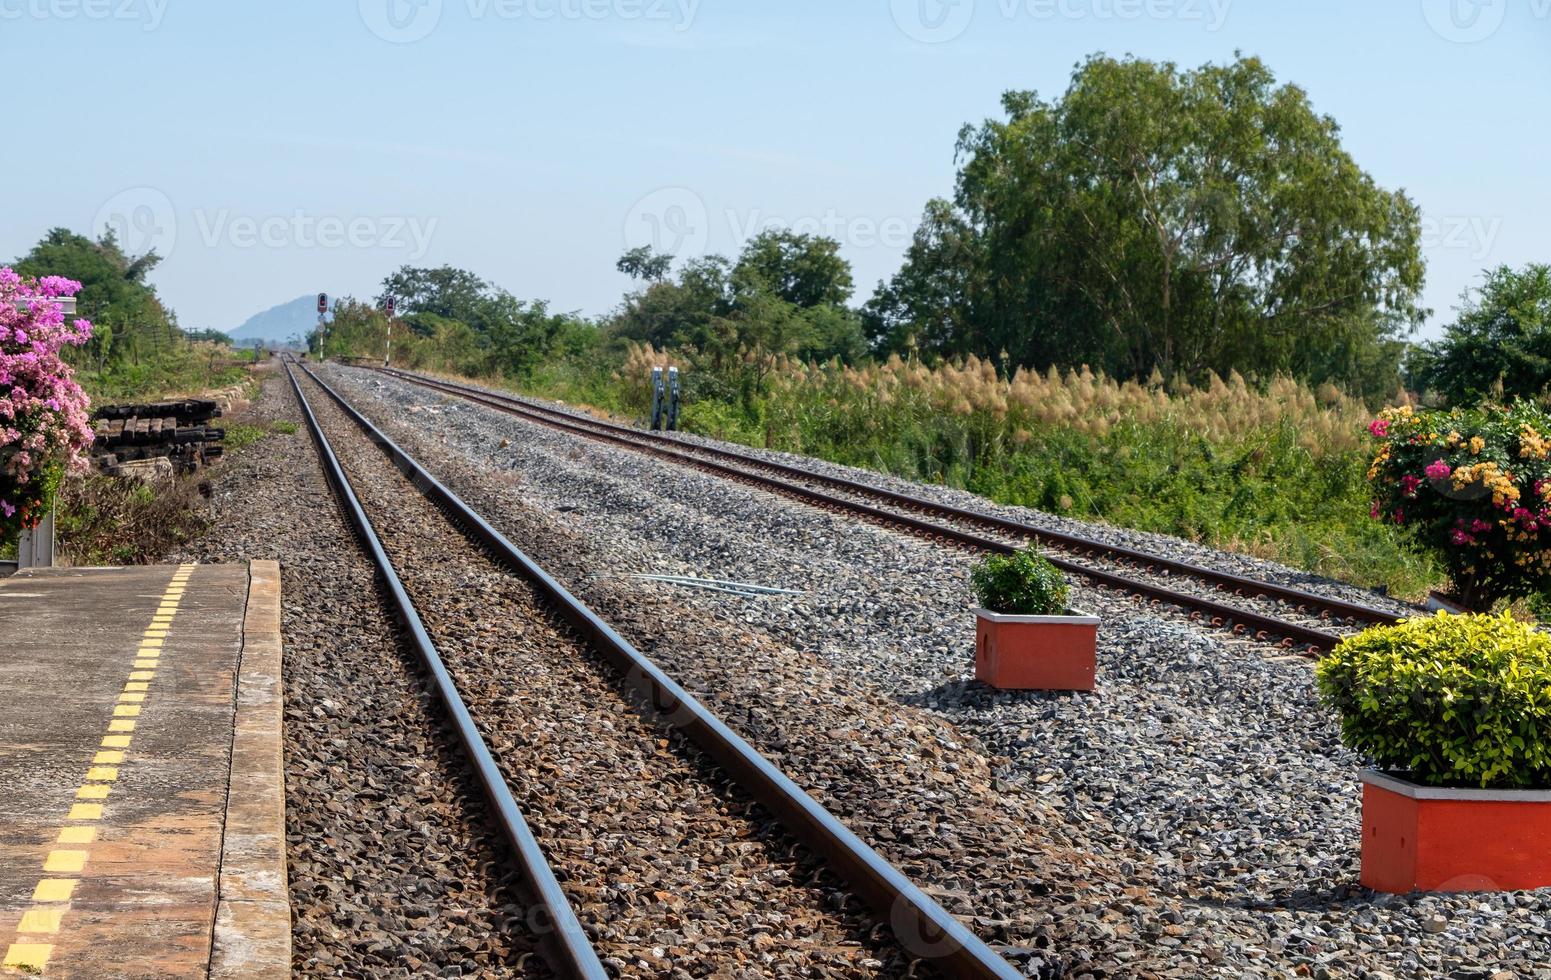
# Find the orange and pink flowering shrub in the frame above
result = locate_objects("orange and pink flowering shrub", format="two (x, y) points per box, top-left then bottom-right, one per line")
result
(1367, 401), (1551, 609)
(0, 268), (95, 536)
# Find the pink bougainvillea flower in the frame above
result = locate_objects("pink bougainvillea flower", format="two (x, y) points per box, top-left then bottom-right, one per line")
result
(1399, 475), (1422, 496)
(0, 268), (93, 531)
(1424, 459), (1452, 480)
(1369, 419), (1390, 438)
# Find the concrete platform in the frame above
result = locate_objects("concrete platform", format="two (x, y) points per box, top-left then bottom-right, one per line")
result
(0, 561), (288, 978)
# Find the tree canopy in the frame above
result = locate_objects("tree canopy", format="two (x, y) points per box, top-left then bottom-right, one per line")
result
(865, 54), (1426, 400)
(12, 227), (180, 368)
(1407, 264), (1551, 406)
(611, 230), (865, 370)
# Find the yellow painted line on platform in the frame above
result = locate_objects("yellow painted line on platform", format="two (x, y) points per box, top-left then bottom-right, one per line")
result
(31, 881), (74, 903)
(3, 566), (194, 973)
(16, 909), (64, 935)
(41, 851), (86, 874)
(2, 943), (51, 971)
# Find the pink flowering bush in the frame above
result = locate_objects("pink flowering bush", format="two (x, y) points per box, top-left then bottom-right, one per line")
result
(0, 268), (94, 537)
(1367, 402), (1551, 610)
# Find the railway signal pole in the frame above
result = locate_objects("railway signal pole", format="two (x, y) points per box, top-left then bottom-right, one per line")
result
(383, 295), (395, 367)
(316, 292), (329, 361)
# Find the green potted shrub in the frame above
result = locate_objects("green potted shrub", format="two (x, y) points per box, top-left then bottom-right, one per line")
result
(970, 548), (1099, 691)
(1316, 611), (1551, 893)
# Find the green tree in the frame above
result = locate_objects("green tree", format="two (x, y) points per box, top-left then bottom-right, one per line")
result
(611, 231), (864, 369)
(734, 229), (854, 309)
(869, 54), (1426, 395)
(377, 265), (489, 333)
(616, 245), (674, 282)
(13, 227), (179, 368)
(1408, 264), (1551, 406)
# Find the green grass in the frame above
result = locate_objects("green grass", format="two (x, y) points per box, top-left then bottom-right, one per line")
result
(270, 420), (299, 435)
(448, 354), (1441, 600)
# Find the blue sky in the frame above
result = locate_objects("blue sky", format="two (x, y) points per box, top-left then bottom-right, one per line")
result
(4, 0), (1548, 339)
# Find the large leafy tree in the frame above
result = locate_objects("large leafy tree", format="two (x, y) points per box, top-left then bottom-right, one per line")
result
(13, 228), (178, 368)
(1408, 264), (1551, 406)
(377, 265), (489, 332)
(611, 230), (865, 369)
(374, 266), (596, 377)
(867, 54), (1426, 397)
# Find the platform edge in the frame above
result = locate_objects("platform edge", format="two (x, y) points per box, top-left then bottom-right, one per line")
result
(210, 559), (291, 979)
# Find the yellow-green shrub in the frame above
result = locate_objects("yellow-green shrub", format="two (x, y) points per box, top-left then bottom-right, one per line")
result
(1315, 612), (1551, 788)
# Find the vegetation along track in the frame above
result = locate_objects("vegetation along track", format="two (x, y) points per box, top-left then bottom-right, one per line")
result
(286, 359), (1025, 979)
(368, 364), (1407, 654)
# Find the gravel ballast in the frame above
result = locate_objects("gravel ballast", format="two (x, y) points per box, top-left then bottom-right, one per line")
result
(169, 372), (549, 977)
(322, 364), (1551, 979)
(294, 367), (918, 978)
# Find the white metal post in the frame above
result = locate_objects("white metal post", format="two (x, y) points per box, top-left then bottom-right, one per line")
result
(17, 504), (56, 569)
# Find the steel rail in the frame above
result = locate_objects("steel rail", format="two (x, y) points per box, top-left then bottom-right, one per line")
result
(379, 366), (1404, 629)
(299, 362), (1025, 979)
(283, 360), (609, 980)
(368, 366), (1360, 652)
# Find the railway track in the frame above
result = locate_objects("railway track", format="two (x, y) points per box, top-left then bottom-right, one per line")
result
(285, 358), (1025, 979)
(362, 364), (1408, 654)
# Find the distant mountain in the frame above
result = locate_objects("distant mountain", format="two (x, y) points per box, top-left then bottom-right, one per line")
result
(228, 295), (327, 347)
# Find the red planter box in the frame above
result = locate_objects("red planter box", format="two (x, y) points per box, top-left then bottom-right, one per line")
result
(974, 609), (1100, 691)
(1360, 770), (1551, 893)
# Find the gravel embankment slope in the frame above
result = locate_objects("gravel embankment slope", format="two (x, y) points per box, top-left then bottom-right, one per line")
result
(325, 365), (1551, 979)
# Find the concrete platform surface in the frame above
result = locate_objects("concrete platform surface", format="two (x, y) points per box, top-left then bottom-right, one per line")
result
(0, 562), (288, 978)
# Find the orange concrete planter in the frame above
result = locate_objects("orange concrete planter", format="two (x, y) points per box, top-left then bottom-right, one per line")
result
(1359, 770), (1551, 893)
(974, 609), (1100, 691)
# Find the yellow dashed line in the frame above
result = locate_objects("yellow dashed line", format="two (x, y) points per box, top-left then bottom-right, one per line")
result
(31, 881), (74, 903)
(42, 851), (86, 874)
(2, 943), (51, 971)
(4, 565), (194, 972)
